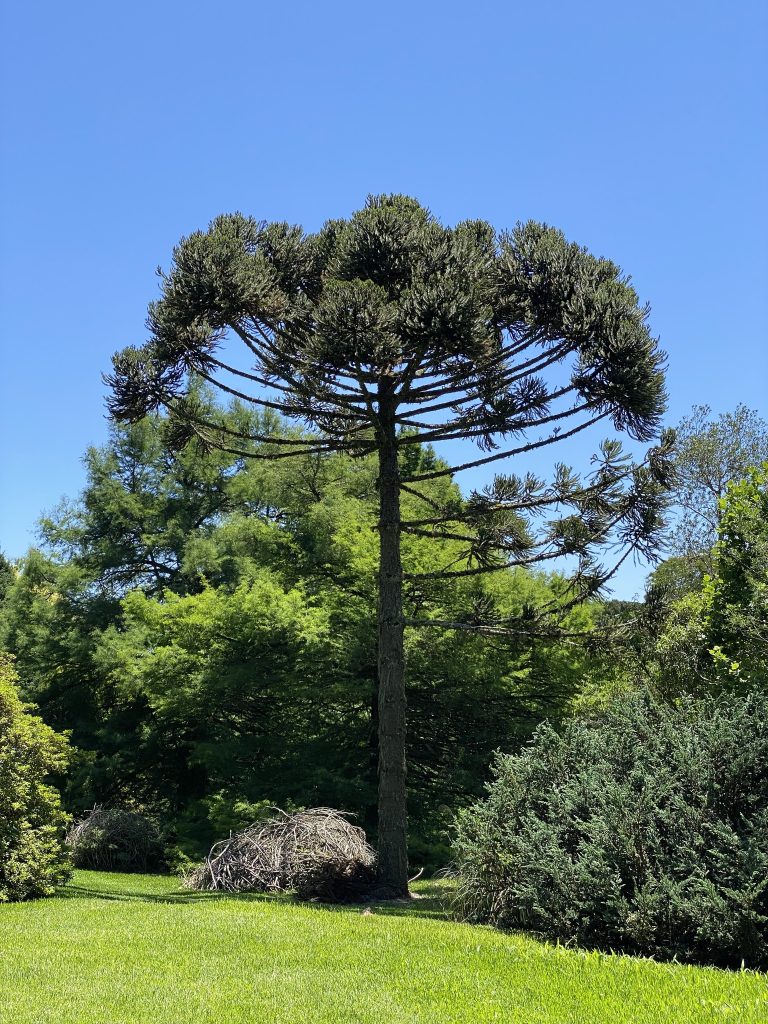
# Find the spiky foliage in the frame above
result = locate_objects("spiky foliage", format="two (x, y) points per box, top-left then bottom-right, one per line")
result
(107, 195), (671, 892)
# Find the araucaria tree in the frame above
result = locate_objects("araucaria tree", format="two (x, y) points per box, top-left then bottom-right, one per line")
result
(107, 195), (671, 895)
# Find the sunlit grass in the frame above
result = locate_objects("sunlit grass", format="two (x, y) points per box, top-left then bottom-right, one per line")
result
(0, 871), (765, 1023)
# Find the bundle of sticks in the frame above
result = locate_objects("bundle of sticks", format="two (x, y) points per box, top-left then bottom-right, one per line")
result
(66, 806), (162, 871)
(185, 807), (377, 901)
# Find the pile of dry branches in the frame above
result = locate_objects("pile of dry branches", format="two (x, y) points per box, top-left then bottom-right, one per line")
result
(185, 807), (376, 902)
(66, 806), (164, 872)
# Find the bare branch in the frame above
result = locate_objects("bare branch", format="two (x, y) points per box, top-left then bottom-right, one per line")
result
(402, 410), (611, 480)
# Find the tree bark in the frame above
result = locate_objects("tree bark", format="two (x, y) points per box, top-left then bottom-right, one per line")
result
(375, 398), (409, 895)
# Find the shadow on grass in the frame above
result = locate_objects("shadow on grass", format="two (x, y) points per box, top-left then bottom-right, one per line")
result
(59, 883), (278, 906)
(310, 882), (455, 923)
(58, 877), (456, 921)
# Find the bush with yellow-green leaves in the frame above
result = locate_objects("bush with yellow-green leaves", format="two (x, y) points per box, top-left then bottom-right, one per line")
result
(0, 654), (71, 901)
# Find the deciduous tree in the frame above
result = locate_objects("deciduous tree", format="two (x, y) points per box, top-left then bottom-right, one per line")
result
(668, 404), (768, 564)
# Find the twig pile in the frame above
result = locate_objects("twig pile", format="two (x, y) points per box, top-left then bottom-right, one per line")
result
(185, 807), (377, 902)
(66, 806), (164, 872)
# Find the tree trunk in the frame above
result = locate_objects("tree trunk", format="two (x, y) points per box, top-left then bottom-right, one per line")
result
(364, 661), (379, 840)
(375, 400), (409, 895)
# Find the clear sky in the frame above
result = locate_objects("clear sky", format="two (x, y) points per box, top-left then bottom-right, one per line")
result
(1, 1), (766, 598)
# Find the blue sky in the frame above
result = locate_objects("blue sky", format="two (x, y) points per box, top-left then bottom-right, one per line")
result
(1, 1), (766, 598)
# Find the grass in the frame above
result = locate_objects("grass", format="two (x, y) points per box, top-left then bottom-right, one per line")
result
(0, 871), (766, 1023)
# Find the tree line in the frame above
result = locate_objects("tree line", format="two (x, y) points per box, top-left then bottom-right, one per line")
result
(1, 396), (765, 874)
(0, 397), (594, 867)
(1, 192), (765, 892)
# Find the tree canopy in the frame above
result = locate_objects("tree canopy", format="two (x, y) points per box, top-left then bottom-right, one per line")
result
(107, 195), (671, 595)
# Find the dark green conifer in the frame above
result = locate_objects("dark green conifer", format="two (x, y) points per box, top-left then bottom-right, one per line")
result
(107, 195), (671, 893)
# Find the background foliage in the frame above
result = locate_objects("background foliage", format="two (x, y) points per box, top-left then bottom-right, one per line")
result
(0, 403), (591, 866)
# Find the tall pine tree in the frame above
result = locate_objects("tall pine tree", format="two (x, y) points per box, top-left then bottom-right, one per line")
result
(107, 195), (671, 893)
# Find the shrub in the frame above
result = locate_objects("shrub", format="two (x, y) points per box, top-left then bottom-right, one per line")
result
(0, 654), (71, 901)
(453, 690), (768, 967)
(66, 806), (164, 872)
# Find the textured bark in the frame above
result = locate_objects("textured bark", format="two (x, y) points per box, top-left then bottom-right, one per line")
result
(364, 663), (379, 840)
(375, 400), (409, 894)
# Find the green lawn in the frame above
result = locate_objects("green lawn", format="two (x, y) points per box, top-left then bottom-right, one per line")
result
(0, 871), (765, 1023)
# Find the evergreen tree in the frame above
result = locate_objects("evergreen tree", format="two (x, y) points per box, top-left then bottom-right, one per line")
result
(39, 390), (270, 598)
(0, 553), (15, 604)
(107, 195), (671, 892)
